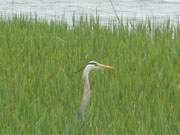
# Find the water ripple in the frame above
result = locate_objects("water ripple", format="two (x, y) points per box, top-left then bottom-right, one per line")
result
(0, 0), (180, 24)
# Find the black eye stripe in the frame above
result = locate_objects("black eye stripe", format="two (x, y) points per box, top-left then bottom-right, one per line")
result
(88, 62), (96, 64)
(87, 62), (97, 66)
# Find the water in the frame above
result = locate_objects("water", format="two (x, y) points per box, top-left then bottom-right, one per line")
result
(1, 0), (180, 24)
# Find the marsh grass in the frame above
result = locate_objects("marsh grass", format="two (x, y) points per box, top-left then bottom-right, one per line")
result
(0, 15), (179, 134)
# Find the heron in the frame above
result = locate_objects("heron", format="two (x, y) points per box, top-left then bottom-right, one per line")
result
(77, 61), (114, 120)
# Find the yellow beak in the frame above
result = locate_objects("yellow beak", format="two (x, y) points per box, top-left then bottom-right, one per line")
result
(99, 63), (114, 69)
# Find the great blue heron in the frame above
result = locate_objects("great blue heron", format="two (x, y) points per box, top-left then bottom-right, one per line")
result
(77, 61), (114, 119)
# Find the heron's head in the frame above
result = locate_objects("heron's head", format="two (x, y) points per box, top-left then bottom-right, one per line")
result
(85, 61), (114, 71)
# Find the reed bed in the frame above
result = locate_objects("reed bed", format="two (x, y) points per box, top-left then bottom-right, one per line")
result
(0, 16), (179, 134)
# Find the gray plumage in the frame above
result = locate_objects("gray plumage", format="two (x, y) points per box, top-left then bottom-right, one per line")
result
(77, 61), (113, 120)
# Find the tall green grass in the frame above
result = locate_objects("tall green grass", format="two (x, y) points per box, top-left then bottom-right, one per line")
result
(0, 16), (179, 134)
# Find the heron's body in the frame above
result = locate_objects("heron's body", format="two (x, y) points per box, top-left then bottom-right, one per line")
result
(77, 61), (113, 119)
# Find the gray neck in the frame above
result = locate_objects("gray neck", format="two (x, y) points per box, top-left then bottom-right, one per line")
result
(78, 66), (91, 118)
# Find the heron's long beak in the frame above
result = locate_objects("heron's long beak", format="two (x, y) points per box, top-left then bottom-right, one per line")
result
(99, 63), (114, 69)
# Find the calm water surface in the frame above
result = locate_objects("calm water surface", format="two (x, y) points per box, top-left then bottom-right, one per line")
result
(1, 0), (180, 24)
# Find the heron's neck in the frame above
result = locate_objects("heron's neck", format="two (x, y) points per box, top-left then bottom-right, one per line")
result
(78, 67), (91, 118)
(83, 67), (91, 91)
